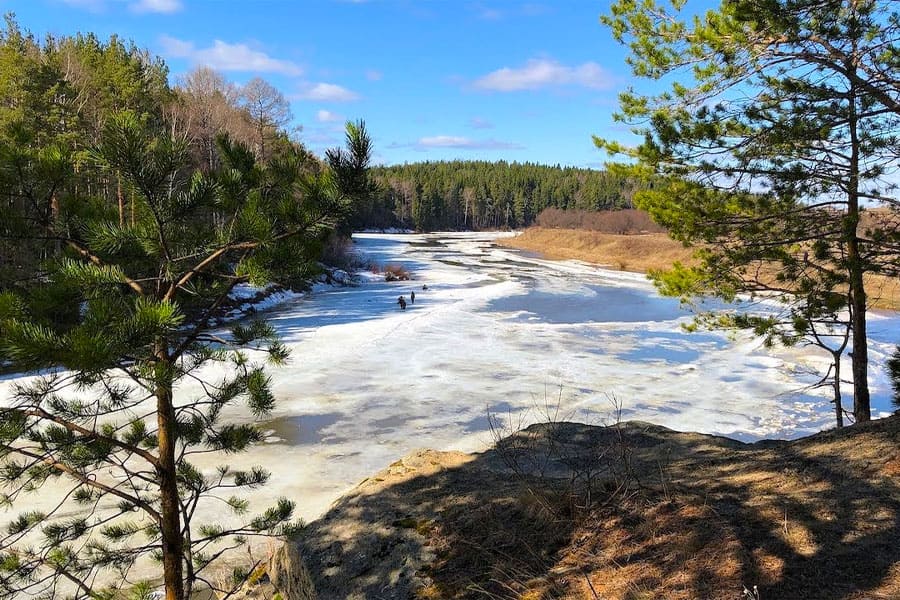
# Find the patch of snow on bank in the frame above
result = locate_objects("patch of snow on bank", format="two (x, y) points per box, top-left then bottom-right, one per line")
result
(218, 283), (305, 323)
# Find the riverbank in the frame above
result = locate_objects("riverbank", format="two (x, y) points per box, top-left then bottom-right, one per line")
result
(495, 227), (695, 273)
(244, 414), (900, 600)
(498, 227), (900, 310)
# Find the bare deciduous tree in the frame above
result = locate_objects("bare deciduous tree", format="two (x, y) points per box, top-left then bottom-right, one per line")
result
(240, 77), (292, 162)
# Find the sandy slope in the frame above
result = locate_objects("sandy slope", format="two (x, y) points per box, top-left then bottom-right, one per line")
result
(496, 227), (695, 273)
(254, 415), (900, 600)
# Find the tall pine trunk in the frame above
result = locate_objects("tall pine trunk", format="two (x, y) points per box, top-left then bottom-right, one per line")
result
(848, 227), (870, 423)
(848, 248), (870, 422)
(155, 350), (185, 600)
(847, 69), (871, 423)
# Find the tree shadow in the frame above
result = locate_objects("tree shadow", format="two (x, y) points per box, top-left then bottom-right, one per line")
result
(278, 417), (900, 599)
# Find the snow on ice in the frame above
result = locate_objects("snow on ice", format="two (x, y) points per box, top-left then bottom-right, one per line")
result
(3, 231), (899, 526)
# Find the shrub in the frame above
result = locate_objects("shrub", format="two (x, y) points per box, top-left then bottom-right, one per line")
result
(384, 264), (411, 281)
(320, 234), (364, 271)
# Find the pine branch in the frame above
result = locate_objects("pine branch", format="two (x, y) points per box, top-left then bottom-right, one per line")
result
(17, 408), (158, 467)
(62, 237), (146, 296)
(11, 447), (161, 523)
(163, 210), (333, 303)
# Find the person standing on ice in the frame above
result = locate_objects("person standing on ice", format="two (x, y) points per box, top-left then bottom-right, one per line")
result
(410, 290), (416, 304)
(397, 296), (407, 310)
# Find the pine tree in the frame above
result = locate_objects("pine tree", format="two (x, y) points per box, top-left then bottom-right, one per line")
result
(326, 120), (377, 233)
(599, 0), (900, 423)
(0, 112), (345, 599)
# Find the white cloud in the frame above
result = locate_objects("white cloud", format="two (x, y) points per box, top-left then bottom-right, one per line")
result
(131, 0), (182, 13)
(159, 35), (192, 55)
(316, 109), (344, 123)
(472, 58), (614, 92)
(420, 136), (477, 148)
(159, 35), (302, 76)
(365, 69), (383, 81)
(295, 83), (360, 102)
(390, 135), (523, 150)
(468, 117), (494, 129)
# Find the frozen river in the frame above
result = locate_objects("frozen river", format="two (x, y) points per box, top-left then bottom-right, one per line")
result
(210, 232), (898, 521)
(2, 231), (898, 547)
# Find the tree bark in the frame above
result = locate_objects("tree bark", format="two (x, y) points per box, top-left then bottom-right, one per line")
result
(832, 351), (843, 428)
(849, 256), (870, 422)
(156, 354), (185, 600)
(846, 64), (871, 423)
(117, 177), (124, 227)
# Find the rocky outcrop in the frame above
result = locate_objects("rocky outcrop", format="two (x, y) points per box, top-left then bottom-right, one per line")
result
(267, 542), (317, 600)
(275, 450), (476, 600)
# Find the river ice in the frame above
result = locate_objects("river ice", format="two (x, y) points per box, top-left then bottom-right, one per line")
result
(2, 231), (899, 551)
(206, 232), (898, 521)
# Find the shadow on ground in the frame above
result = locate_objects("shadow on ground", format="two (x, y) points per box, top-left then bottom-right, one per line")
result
(265, 415), (900, 600)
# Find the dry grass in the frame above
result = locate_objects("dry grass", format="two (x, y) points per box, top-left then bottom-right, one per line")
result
(497, 227), (695, 273)
(284, 418), (900, 600)
(419, 418), (900, 600)
(498, 227), (900, 310)
(534, 207), (666, 234)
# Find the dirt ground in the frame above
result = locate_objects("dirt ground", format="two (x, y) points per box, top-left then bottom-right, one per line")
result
(246, 416), (900, 600)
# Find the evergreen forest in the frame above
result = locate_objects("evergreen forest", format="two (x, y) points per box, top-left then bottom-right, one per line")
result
(365, 161), (641, 231)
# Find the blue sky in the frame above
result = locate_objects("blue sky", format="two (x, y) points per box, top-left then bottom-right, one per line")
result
(3, 0), (646, 167)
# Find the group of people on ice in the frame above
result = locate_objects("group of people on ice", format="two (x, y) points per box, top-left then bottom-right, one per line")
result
(397, 284), (427, 310)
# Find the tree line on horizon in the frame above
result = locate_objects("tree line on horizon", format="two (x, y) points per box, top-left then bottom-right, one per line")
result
(361, 160), (645, 232)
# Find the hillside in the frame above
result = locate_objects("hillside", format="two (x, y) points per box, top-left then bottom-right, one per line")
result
(241, 416), (900, 600)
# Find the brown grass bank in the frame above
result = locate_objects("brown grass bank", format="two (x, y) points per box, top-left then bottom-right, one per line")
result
(496, 227), (695, 273)
(498, 227), (900, 310)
